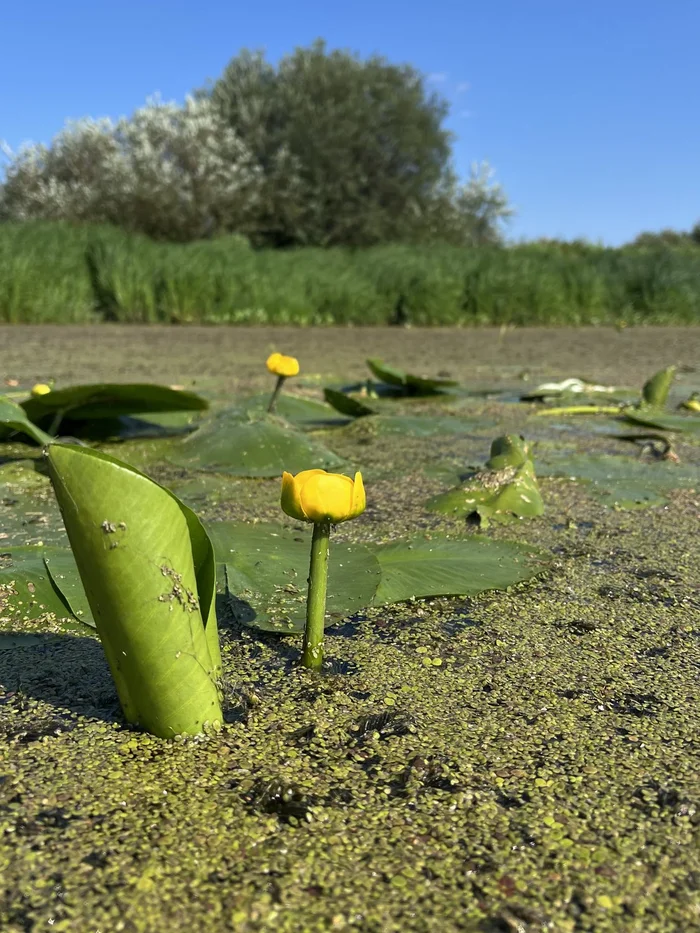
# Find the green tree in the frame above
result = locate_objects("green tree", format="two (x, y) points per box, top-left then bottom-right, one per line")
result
(206, 40), (454, 247)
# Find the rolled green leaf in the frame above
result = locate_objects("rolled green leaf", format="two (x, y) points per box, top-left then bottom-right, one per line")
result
(47, 443), (222, 738)
(641, 366), (676, 409)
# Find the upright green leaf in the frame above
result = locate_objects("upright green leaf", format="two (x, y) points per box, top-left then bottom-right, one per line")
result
(640, 366), (676, 409)
(47, 444), (222, 738)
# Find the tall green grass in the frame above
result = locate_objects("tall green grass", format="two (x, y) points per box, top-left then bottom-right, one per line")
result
(1, 221), (699, 325)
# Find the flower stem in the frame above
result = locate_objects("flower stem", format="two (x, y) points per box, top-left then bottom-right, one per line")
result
(302, 520), (330, 671)
(267, 376), (286, 413)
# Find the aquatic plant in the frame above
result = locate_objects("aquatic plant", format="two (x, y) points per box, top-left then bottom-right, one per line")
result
(266, 352), (300, 412)
(280, 469), (366, 670)
(46, 443), (222, 738)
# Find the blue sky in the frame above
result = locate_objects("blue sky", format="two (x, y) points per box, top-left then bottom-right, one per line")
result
(1, 0), (697, 244)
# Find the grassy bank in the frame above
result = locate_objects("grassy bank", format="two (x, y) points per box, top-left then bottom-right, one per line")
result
(1, 221), (700, 325)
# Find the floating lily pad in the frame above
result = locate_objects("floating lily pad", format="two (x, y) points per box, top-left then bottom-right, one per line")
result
(536, 452), (700, 509)
(323, 388), (376, 418)
(621, 410), (700, 435)
(22, 383), (209, 427)
(0, 546), (83, 624)
(168, 410), (348, 477)
(370, 536), (551, 605)
(238, 393), (345, 428)
(207, 521), (382, 633)
(0, 397), (53, 446)
(0, 464), (67, 547)
(367, 359), (458, 395)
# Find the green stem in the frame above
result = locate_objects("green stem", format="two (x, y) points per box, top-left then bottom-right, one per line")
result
(302, 520), (330, 671)
(267, 376), (286, 413)
(47, 407), (66, 437)
(534, 404), (622, 417)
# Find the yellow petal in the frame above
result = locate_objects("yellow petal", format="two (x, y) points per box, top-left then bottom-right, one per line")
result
(300, 472), (355, 523)
(266, 353), (299, 377)
(31, 383), (52, 397)
(349, 472), (366, 519)
(280, 471), (308, 522)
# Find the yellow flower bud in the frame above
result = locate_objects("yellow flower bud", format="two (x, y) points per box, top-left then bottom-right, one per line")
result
(281, 469), (366, 524)
(31, 383), (52, 397)
(266, 353), (300, 378)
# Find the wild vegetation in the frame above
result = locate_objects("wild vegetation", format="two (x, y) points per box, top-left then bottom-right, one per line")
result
(0, 220), (699, 324)
(1, 40), (698, 326)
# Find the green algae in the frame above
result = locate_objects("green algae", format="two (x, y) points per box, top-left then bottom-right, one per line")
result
(0, 329), (699, 932)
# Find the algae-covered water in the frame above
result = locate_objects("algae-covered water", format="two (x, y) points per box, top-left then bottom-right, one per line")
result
(1, 326), (699, 932)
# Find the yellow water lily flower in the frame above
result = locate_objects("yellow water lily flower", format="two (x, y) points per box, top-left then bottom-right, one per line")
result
(680, 395), (700, 412)
(31, 383), (52, 397)
(266, 353), (300, 378)
(281, 469), (366, 524)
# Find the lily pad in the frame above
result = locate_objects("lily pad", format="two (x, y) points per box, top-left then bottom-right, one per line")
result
(536, 452), (700, 509)
(367, 359), (458, 395)
(207, 521), (382, 633)
(22, 383), (209, 426)
(0, 396), (53, 446)
(370, 536), (551, 605)
(168, 410), (348, 477)
(621, 410), (700, 435)
(238, 393), (345, 428)
(0, 546), (83, 624)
